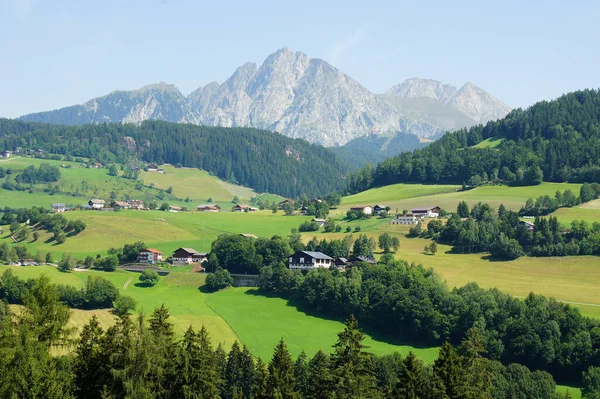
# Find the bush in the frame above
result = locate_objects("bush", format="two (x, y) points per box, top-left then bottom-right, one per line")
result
(113, 295), (137, 317)
(205, 268), (234, 292)
(298, 221), (320, 232)
(139, 269), (160, 287)
(99, 255), (118, 272)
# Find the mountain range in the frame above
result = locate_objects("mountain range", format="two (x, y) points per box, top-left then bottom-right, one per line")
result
(19, 48), (511, 146)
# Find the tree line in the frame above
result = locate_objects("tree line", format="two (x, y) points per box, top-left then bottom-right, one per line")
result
(347, 89), (600, 193)
(0, 273), (587, 398)
(0, 118), (347, 198)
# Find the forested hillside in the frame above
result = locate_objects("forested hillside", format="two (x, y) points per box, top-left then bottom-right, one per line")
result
(349, 89), (600, 193)
(331, 132), (427, 170)
(0, 119), (346, 198)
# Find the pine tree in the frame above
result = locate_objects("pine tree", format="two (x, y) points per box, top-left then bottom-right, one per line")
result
(294, 351), (309, 394)
(433, 342), (462, 399)
(267, 339), (299, 399)
(240, 345), (256, 398)
(224, 341), (244, 399)
(178, 326), (220, 399)
(393, 351), (426, 398)
(330, 315), (381, 399)
(74, 316), (106, 399)
(457, 328), (492, 399)
(215, 343), (228, 395)
(253, 358), (269, 399)
(306, 350), (333, 399)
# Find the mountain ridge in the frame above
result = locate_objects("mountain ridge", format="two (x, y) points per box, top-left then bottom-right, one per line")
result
(19, 48), (511, 146)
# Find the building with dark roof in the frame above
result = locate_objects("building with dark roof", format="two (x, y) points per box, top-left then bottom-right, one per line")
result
(288, 251), (333, 270)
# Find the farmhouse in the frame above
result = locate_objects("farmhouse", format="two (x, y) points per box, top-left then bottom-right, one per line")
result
(351, 256), (377, 265)
(373, 204), (388, 215)
(169, 205), (182, 212)
(127, 199), (144, 210)
(147, 164), (158, 171)
(278, 199), (294, 209)
(240, 233), (258, 239)
(172, 247), (208, 265)
(90, 162), (103, 168)
(88, 199), (105, 209)
(20, 259), (37, 266)
(390, 213), (423, 225)
(138, 248), (163, 264)
(410, 206), (441, 218)
(519, 220), (535, 231)
(288, 251), (333, 270)
(334, 257), (350, 270)
(300, 205), (309, 215)
(233, 204), (259, 212)
(2, 151), (12, 158)
(111, 201), (130, 209)
(197, 204), (221, 212)
(51, 203), (66, 213)
(312, 218), (326, 227)
(350, 205), (373, 215)
(157, 168), (165, 174)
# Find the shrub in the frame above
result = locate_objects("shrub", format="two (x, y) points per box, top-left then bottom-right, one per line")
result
(113, 295), (137, 317)
(58, 254), (76, 272)
(298, 221), (320, 232)
(205, 268), (234, 292)
(139, 269), (160, 287)
(85, 276), (119, 308)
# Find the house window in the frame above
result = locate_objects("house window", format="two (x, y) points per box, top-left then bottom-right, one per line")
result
(289, 257), (292, 263)
(300, 257), (304, 263)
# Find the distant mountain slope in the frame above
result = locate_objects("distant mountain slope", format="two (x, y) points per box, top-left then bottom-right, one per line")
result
(331, 132), (428, 170)
(0, 118), (346, 198)
(348, 89), (600, 193)
(386, 78), (512, 123)
(19, 48), (511, 146)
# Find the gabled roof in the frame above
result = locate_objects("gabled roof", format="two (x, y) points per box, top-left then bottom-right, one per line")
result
(52, 203), (65, 207)
(373, 204), (387, 208)
(143, 248), (163, 254)
(240, 233), (258, 239)
(350, 205), (371, 209)
(197, 204), (220, 208)
(353, 256), (376, 264)
(90, 199), (105, 204)
(175, 247), (203, 256)
(411, 206), (439, 212)
(312, 218), (326, 222)
(300, 251), (333, 260)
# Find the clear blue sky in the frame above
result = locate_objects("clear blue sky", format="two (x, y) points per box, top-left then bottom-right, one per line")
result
(1, 0), (599, 118)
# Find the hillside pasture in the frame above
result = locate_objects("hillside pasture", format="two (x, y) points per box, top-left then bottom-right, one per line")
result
(341, 182), (583, 215)
(472, 137), (504, 148)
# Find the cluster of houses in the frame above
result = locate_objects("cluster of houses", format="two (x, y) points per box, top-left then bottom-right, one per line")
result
(349, 204), (389, 216)
(288, 251), (375, 271)
(390, 206), (441, 225)
(86, 199), (147, 211)
(137, 247), (208, 265)
(233, 204), (260, 212)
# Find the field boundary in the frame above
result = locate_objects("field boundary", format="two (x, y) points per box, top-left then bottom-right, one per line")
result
(203, 290), (244, 345)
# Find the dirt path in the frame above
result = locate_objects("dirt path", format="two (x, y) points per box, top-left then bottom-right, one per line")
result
(122, 277), (133, 290)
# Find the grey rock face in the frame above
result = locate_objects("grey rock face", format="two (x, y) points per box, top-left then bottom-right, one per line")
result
(20, 49), (511, 145)
(387, 78), (511, 124)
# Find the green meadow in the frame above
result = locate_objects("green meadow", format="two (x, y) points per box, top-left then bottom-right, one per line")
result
(340, 182), (583, 214)
(472, 137), (504, 148)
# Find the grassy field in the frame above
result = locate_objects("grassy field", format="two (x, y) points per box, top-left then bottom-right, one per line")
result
(341, 182), (583, 214)
(206, 287), (440, 362)
(557, 385), (582, 399)
(0, 157), (281, 210)
(3, 265), (439, 362)
(472, 137), (504, 148)
(2, 209), (312, 258)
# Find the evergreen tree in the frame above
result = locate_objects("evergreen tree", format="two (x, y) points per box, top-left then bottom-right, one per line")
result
(253, 358), (269, 399)
(240, 345), (256, 398)
(433, 342), (462, 399)
(224, 341), (244, 399)
(306, 350), (333, 399)
(294, 350), (309, 394)
(393, 351), (427, 398)
(457, 328), (492, 399)
(74, 316), (106, 399)
(266, 339), (299, 399)
(178, 326), (221, 399)
(330, 315), (381, 399)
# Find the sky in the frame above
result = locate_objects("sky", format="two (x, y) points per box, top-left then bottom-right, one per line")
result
(1, 0), (599, 118)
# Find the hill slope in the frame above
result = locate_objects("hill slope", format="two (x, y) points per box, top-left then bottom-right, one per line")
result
(352, 89), (600, 192)
(19, 48), (510, 146)
(0, 118), (346, 198)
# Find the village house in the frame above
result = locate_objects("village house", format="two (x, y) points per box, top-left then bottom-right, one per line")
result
(410, 206), (441, 218)
(90, 162), (103, 169)
(138, 248), (163, 264)
(196, 204), (221, 212)
(147, 163), (158, 171)
(312, 218), (326, 227)
(233, 204), (259, 212)
(127, 199), (145, 210)
(300, 205), (309, 215)
(390, 213), (423, 225)
(278, 199), (294, 209)
(2, 150), (12, 159)
(20, 259), (38, 266)
(172, 247), (208, 265)
(51, 203), (66, 213)
(350, 205), (373, 215)
(111, 201), (130, 209)
(373, 204), (388, 215)
(240, 233), (258, 239)
(169, 205), (182, 212)
(333, 257), (350, 270)
(351, 256), (377, 265)
(157, 168), (165, 174)
(88, 199), (105, 209)
(519, 220), (535, 231)
(288, 251), (333, 270)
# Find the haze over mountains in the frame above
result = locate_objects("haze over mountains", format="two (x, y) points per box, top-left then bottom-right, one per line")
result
(20, 48), (511, 146)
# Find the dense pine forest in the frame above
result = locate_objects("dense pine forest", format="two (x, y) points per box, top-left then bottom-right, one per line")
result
(0, 119), (347, 198)
(348, 89), (600, 193)
(0, 274), (587, 398)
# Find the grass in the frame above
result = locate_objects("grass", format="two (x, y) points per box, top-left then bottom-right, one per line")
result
(550, 198), (600, 225)
(0, 157), (281, 210)
(557, 385), (582, 399)
(472, 137), (504, 148)
(340, 182), (583, 215)
(3, 209), (312, 258)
